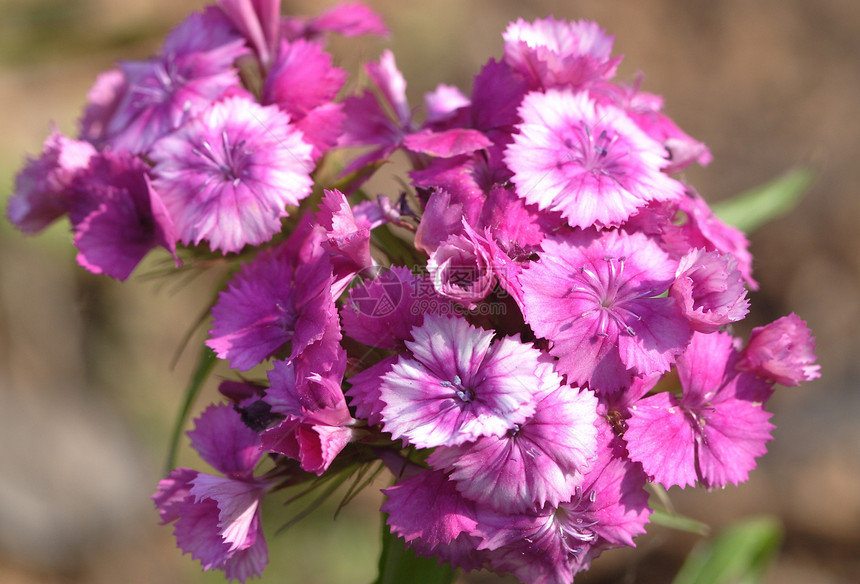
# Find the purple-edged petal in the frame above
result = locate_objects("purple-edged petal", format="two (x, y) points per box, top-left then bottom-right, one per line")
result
(379, 315), (540, 448)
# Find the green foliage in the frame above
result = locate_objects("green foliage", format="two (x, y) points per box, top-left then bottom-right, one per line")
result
(165, 345), (217, 473)
(672, 517), (783, 584)
(712, 167), (814, 233)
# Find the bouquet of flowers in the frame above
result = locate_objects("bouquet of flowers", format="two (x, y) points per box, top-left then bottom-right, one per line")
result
(7, 1), (820, 583)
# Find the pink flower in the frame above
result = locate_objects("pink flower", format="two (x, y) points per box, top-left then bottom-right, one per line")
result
(427, 223), (497, 309)
(505, 89), (684, 229)
(738, 313), (821, 386)
(153, 403), (269, 582)
(670, 248), (749, 333)
(625, 331), (774, 489)
(378, 314), (542, 448)
(519, 229), (692, 393)
(150, 95), (314, 253)
(502, 17), (621, 90)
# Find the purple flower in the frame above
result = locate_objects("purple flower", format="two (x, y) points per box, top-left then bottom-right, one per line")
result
(625, 331), (774, 489)
(153, 403), (269, 582)
(427, 383), (600, 513)
(738, 313), (821, 386)
(505, 89), (684, 229)
(519, 229), (692, 393)
(7, 128), (96, 233)
(70, 152), (178, 280)
(150, 95), (314, 253)
(207, 247), (335, 371)
(378, 314), (542, 448)
(670, 248), (750, 333)
(316, 189), (374, 296)
(282, 2), (390, 41)
(502, 17), (621, 90)
(82, 10), (247, 153)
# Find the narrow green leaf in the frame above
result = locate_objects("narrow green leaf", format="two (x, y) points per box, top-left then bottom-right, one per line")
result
(164, 345), (218, 474)
(650, 508), (711, 536)
(712, 167), (814, 233)
(671, 516), (783, 584)
(372, 516), (457, 584)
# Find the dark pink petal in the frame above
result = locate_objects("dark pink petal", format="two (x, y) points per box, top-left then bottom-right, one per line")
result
(262, 38), (347, 122)
(153, 467), (198, 524)
(345, 356), (397, 426)
(403, 128), (492, 158)
(382, 469), (479, 551)
(625, 392), (698, 488)
(187, 404), (263, 478)
(305, 2), (389, 38)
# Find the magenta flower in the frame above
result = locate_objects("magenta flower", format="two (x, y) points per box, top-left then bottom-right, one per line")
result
(262, 38), (347, 159)
(505, 89), (684, 229)
(150, 95), (314, 253)
(379, 314), (543, 448)
(427, 384), (600, 513)
(260, 333), (355, 474)
(738, 313), (821, 386)
(519, 229), (692, 393)
(207, 247), (335, 371)
(670, 248), (750, 333)
(502, 17), (621, 90)
(7, 128), (96, 233)
(381, 469), (484, 571)
(153, 403), (269, 582)
(625, 331), (774, 489)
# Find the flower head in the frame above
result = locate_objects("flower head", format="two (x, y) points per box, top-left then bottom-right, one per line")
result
(379, 314), (543, 448)
(505, 89), (684, 229)
(150, 95), (314, 253)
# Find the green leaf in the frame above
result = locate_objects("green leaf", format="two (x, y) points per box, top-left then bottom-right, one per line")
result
(671, 516), (783, 584)
(712, 167), (814, 233)
(371, 517), (457, 584)
(164, 345), (218, 474)
(650, 508), (711, 536)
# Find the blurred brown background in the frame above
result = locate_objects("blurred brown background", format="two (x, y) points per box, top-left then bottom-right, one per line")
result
(1, 1), (857, 583)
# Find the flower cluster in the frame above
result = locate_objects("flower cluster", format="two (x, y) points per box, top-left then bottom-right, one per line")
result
(8, 2), (820, 583)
